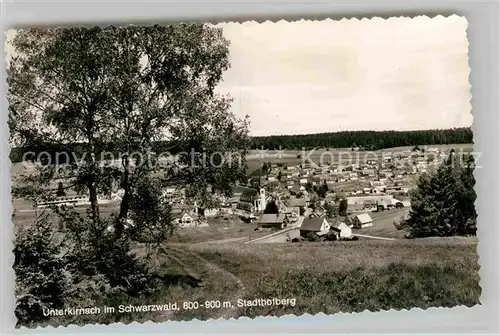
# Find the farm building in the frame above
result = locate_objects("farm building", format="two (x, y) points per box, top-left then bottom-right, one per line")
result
(347, 194), (394, 209)
(352, 213), (373, 228)
(258, 213), (289, 229)
(283, 206), (301, 221)
(330, 219), (353, 240)
(299, 217), (331, 238)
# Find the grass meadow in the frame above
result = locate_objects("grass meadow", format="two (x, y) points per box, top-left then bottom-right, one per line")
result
(187, 238), (480, 318)
(39, 237), (480, 326)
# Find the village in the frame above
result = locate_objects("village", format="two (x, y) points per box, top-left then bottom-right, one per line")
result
(16, 146), (456, 243)
(15, 145), (458, 244)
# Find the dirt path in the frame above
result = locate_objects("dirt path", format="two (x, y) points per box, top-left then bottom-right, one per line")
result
(198, 237), (249, 245)
(165, 245), (246, 320)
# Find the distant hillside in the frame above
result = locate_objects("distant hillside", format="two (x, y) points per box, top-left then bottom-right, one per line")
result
(250, 127), (473, 150)
(9, 127), (473, 164)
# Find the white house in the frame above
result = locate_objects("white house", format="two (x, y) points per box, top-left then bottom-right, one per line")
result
(299, 217), (331, 238)
(353, 213), (373, 228)
(331, 221), (353, 239)
(175, 211), (197, 228)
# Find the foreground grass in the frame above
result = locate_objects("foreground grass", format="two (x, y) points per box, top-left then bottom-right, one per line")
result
(31, 237), (480, 326)
(187, 238), (480, 318)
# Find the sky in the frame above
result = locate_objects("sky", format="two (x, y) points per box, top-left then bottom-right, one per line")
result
(5, 16), (472, 137)
(214, 16), (472, 136)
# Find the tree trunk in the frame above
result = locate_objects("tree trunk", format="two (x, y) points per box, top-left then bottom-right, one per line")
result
(87, 136), (100, 223)
(116, 157), (130, 238)
(88, 182), (100, 222)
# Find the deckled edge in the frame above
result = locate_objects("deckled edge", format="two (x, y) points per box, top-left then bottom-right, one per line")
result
(6, 14), (482, 331)
(18, 305), (482, 331)
(2, 17), (16, 335)
(208, 13), (464, 27)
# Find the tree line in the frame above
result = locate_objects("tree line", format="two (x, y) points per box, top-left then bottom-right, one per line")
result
(250, 128), (473, 151)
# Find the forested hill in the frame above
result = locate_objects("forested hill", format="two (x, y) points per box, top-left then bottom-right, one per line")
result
(9, 127), (473, 164)
(250, 127), (473, 150)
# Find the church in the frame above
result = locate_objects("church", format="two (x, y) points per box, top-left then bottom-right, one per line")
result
(233, 186), (267, 213)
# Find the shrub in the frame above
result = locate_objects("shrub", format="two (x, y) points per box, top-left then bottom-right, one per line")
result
(306, 232), (319, 242)
(402, 153), (477, 238)
(13, 215), (73, 325)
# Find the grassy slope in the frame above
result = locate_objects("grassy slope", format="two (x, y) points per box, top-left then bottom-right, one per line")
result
(35, 237), (480, 326)
(187, 238), (480, 318)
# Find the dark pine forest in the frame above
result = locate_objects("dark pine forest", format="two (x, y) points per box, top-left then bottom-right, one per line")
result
(251, 127), (473, 150)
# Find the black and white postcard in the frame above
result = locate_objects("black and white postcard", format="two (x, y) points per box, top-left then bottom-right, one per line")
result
(6, 15), (480, 328)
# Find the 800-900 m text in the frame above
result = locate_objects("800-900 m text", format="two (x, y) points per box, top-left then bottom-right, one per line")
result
(42, 298), (297, 317)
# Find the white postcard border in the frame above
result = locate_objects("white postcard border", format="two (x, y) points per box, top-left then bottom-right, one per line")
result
(1, 1), (499, 334)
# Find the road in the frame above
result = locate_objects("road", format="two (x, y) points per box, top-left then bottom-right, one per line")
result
(352, 234), (395, 241)
(245, 207), (408, 244)
(245, 208), (311, 244)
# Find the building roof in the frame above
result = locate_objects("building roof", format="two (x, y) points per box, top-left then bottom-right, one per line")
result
(233, 185), (259, 199)
(300, 217), (326, 231)
(259, 213), (287, 224)
(284, 206), (301, 214)
(356, 213), (373, 224)
(286, 198), (307, 207)
(172, 209), (197, 220)
(237, 201), (254, 212)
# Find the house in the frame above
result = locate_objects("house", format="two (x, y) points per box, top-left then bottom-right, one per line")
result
(200, 208), (219, 217)
(347, 195), (394, 207)
(395, 199), (412, 207)
(352, 213), (373, 228)
(283, 206), (300, 221)
(286, 198), (307, 208)
(299, 217), (331, 238)
(258, 213), (289, 229)
(173, 210), (199, 228)
(290, 184), (301, 194)
(237, 201), (254, 213)
(330, 219), (353, 240)
(308, 206), (325, 218)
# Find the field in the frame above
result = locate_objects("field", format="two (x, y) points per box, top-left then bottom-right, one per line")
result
(168, 217), (269, 244)
(160, 237), (481, 320)
(246, 143), (475, 170)
(39, 237), (480, 326)
(9, 143), (474, 183)
(355, 208), (411, 239)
